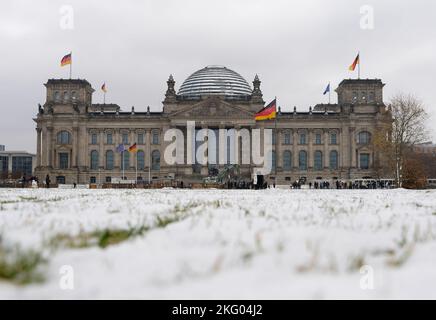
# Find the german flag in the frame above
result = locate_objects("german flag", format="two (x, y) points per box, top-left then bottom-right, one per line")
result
(349, 53), (360, 71)
(255, 99), (276, 121)
(61, 53), (72, 67)
(128, 143), (138, 153)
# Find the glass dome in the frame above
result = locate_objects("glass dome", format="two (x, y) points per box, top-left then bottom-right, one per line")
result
(178, 65), (252, 97)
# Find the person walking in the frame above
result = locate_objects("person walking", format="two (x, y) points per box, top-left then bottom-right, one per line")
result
(45, 174), (51, 189)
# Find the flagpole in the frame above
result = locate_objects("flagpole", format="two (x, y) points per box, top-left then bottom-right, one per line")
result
(358, 51), (361, 79)
(122, 150), (125, 180)
(135, 152), (138, 186)
(69, 52), (72, 79)
(329, 82), (331, 104)
(274, 96), (277, 177)
(148, 150), (151, 185)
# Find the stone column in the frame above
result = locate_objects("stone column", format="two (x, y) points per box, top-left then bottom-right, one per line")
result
(72, 127), (78, 167)
(276, 128), (282, 169)
(36, 128), (42, 167)
(292, 130), (298, 169)
(99, 129), (104, 168)
(114, 129), (121, 169)
(145, 128), (151, 176)
(201, 124), (209, 175)
(47, 127), (53, 167)
(307, 129), (313, 169)
(350, 128), (356, 168)
(323, 129), (329, 169)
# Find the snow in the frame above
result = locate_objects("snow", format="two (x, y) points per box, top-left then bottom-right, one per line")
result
(0, 188), (436, 299)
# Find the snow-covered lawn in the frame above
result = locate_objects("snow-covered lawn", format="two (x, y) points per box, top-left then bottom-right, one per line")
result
(0, 188), (435, 299)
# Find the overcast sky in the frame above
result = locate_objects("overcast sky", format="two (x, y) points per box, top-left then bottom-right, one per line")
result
(1, 0), (435, 152)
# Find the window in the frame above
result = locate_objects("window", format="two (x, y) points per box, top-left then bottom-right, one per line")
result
(59, 153), (69, 169)
(105, 176), (112, 183)
(106, 133), (113, 144)
(315, 133), (322, 145)
(71, 91), (77, 101)
(368, 92), (375, 102)
(361, 91), (367, 101)
(12, 156), (33, 176)
(122, 133), (129, 145)
(137, 150), (145, 170)
(152, 131), (159, 144)
(358, 131), (371, 144)
(90, 176), (96, 184)
(283, 151), (292, 171)
(299, 150), (307, 170)
(314, 151), (323, 170)
(330, 133), (337, 145)
(63, 91), (69, 102)
(330, 150), (338, 170)
(54, 91), (60, 102)
(106, 150), (114, 170)
(284, 132), (292, 145)
(151, 150), (160, 170)
(122, 151), (130, 169)
(138, 133), (144, 145)
(299, 133), (306, 145)
(56, 176), (66, 184)
(57, 131), (71, 144)
(0, 156), (8, 176)
(90, 150), (99, 170)
(360, 153), (370, 169)
(91, 133), (98, 145)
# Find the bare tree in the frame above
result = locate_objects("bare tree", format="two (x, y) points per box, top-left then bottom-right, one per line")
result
(374, 94), (429, 187)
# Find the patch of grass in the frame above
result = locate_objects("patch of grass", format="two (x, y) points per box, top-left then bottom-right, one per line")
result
(51, 225), (150, 249)
(0, 245), (46, 284)
(387, 244), (414, 267)
(156, 215), (179, 228)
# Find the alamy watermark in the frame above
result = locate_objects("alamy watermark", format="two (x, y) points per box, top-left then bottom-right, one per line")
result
(162, 121), (274, 175)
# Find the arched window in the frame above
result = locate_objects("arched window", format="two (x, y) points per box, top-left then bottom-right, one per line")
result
(283, 151), (292, 171)
(299, 150), (307, 170)
(57, 131), (71, 144)
(152, 150), (160, 170)
(330, 150), (338, 170)
(358, 131), (371, 144)
(137, 150), (145, 170)
(90, 150), (99, 170)
(106, 150), (114, 170)
(314, 151), (323, 170)
(122, 151), (130, 170)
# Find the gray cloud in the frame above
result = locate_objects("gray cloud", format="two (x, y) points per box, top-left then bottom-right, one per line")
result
(1, 0), (435, 152)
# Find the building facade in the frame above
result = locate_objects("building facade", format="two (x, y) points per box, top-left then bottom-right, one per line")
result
(34, 65), (392, 185)
(0, 150), (36, 180)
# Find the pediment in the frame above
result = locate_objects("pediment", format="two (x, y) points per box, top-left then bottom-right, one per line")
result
(170, 97), (254, 119)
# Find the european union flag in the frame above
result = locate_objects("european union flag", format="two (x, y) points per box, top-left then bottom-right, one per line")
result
(116, 144), (125, 153)
(323, 83), (330, 95)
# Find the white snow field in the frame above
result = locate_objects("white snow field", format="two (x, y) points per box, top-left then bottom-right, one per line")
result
(0, 188), (436, 299)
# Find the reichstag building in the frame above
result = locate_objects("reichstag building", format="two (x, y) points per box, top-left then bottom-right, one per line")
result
(34, 65), (392, 185)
